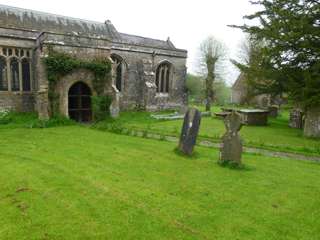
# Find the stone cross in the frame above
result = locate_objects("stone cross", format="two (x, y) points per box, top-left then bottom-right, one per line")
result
(178, 108), (201, 155)
(219, 111), (243, 165)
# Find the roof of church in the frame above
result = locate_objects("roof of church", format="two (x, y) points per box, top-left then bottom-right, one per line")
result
(232, 72), (247, 90)
(119, 33), (176, 50)
(0, 4), (181, 51)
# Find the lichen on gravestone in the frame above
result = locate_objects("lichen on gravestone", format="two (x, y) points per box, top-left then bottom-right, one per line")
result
(219, 111), (243, 166)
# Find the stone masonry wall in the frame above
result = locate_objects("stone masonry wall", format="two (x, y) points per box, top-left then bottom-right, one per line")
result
(111, 49), (187, 111)
(0, 92), (34, 112)
(0, 27), (187, 115)
(0, 36), (36, 112)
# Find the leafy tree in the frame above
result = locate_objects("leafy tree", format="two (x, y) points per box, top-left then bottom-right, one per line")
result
(199, 36), (226, 111)
(186, 73), (204, 103)
(231, 35), (264, 103)
(214, 80), (231, 105)
(231, 0), (320, 137)
(232, 35), (287, 105)
(186, 73), (231, 106)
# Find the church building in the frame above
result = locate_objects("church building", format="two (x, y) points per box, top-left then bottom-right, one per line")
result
(0, 5), (187, 121)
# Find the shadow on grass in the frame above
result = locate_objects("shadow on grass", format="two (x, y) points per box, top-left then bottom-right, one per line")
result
(173, 147), (200, 160)
(217, 161), (255, 171)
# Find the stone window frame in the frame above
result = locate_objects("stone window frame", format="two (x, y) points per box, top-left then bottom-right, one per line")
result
(0, 46), (33, 93)
(155, 60), (172, 95)
(10, 57), (20, 91)
(0, 55), (8, 91)
(110, 54), (127, 93)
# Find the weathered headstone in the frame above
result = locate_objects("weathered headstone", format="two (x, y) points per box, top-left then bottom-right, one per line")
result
(179, 105), (189, 115)
(268, 105), (279, 118)
(304, 107), (320, 138)
(219, 111), (243, 165)
(178, 108), (201, 155)
(289, 109), (304, 129)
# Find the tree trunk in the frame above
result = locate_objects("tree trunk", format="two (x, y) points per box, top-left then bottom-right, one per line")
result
(205, 84), (213, 112)
(304, 107), (320, 138)
(205, 98), (211, 111)
(205, 60), (215, 112)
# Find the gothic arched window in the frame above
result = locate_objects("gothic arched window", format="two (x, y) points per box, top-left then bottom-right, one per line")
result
(111, 54), (124, 92)
(156, 62), (171, 93)
(0, 47), (32, 92)
(22, 58), (31, 91)
(0, 56), (7, 91)
(10, 58), (20, 91)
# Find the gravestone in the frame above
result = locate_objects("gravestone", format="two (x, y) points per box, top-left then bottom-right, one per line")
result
(268, 105), (279, 118)
(178, 108), (201, 155)
(289, 109), (304, 129)
(219, 111), (243, 165)
(304, 107), (320, 138)
(179, 105), (189, 115)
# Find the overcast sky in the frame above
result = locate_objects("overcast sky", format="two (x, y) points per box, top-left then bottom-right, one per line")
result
(0, 0), (258, 85)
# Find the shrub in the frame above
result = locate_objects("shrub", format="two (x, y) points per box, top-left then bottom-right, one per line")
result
(159, 134), (166, 141)
(106, 122), (125, 134)
(142, 129), (149, 138)
(91, 95), (113, 121)
(29, 115), (75, 128)
(0, 109), (12, 124)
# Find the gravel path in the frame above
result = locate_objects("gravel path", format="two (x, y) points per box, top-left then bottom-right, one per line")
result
(136, 131), (320, 162)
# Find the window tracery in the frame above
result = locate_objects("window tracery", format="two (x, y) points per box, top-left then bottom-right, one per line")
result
(0, 47), (32, 92)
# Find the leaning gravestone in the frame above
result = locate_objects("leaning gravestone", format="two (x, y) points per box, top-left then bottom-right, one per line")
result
(178, 108), (201, 155)
(219, 111), (243, 165)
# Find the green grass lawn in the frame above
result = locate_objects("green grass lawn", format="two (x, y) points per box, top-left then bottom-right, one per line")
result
(1, 125), (320, 239)
(100, 109), (320, 156)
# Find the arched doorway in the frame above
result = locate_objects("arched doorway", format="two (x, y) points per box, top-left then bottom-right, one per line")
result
(68, 82), (92, 122)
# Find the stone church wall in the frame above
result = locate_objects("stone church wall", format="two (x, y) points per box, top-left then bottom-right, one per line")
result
(0, 36), (36, 111)
(110, 48), (187, 111)
(0, 5), (188, 117)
